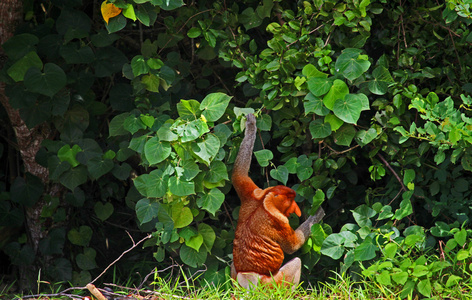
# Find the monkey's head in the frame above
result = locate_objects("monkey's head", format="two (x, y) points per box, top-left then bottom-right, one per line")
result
(268, 185), (301, 217)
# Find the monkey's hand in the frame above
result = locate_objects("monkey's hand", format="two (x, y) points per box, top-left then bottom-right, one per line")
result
(285, 207), (325, 254)
(245, 113), (256, 131)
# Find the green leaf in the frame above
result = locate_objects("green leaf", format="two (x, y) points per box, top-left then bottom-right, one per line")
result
(39, 228), (66, 255)
(333, 93), (369, 124)
(87, 157), (114, 180)
(352, 205), (376, 227)
(302, 64), (328, 78)
(60, 44), (94, 64)
(320, 233), (345, 259)
(60, 165), (88, 191)
(266, 59), (280, 72)
(309, 119), (332, 139)
(141, 73), (160, 92)
(172, 203), (193, 228)
(147, 58), (163, 70)
(323, 79), (349, 110)
(197, 188), (225, 216)
(204, 161), (229, 183)
(257, 114), (272, 131)
(240, 7), (263, 30)
(383, 243), (398, 259)
(144, 137), (171, 165)
(456, 249), (470, 261)
(394, 194), (413, 220)
(254, 149), (273, 167)
(377, 205), (393, 220)
(3, 243), (35, 266)
(2, 33), (39, 60)
(304, 93), (330, 116)
(134, 169), (168, 198)
(7, 51), (43, 82)
(310, 224), (326, 251)
(324, 114), (344, 131)
(76, 248), (97, 271)
(376, 271), (391, 286)
(454, 229), (467, 246)
(124, 114), (146, 134)
(11, 173), (44, 207)
(123, 4), (137, 21)
(296, 155), (313, 181)
(131, 55), (150, 77)
(392, 271), (408, 285)
(403, 169), (415, 185)
(185, 233), (203, 251)
(354, 237), (377, 261)
(24, 63), (67, 97)
(417, 279), (431, 298)
(446, 275), (462, 288)
(109, 113), (131, 136)
(157, 124), (178, 141)
(187, 27), (202, 38)
(136, 198), (159, 224)
(191, 134), (220, 165)
(307, 77), (333, 96)
(177, 119), (209, 142)
(105, 14), (127, 33)
(67, 226), (93, 246)
(335, 48), (371, 81)
(270, 165), (289, 185)
(180, 244), (207, 268)
(368, 66), (393, 95)
(181, 160), (201, 181)
(94, 202), (114, 221)
(200, 92), (232, 122)
(356, 128), (378, 146)
(155, 0), (185, 10)
(177, 99), (202, 120)
(334, 124), (356, 146)
(169, 176), (195, 197)
(199, 223), (216, 252)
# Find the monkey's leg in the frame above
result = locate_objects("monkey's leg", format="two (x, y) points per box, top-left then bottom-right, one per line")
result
(260, 257), (301, 290)
(236, 272), (263, 289)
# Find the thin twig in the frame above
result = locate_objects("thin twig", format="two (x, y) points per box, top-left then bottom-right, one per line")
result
(286, 24), (324, 48)
(323, 142), (360, 156)
(90, 232), (152, 284)
(376, 153), (407, 192)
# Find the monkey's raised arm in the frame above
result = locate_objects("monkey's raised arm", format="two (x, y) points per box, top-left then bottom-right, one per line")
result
(282, 206), (326, 254)
(232, 114), (259, 200)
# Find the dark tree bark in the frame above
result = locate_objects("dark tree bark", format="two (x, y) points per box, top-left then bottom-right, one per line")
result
(0, 0), (61, 291)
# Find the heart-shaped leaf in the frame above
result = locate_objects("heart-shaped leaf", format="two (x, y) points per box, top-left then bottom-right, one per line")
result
(200, 92), (232, 122)
(24, 63), (66, 97)
(333, 93), (369, 124)
(94, 202), (114, 221)
(309, 119), (332, 139)
(135, 198), (159, 225)
(197, 188), (225, 216)
(335, 48), (371, 81)
(270, 165), (289, 185)
(68, 226), (93, 246)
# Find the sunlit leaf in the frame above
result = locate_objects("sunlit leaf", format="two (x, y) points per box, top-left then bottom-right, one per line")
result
(197, 188), (225, 216)
(101, 1), (122, 24)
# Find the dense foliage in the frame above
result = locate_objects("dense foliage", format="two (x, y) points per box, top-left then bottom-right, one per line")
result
(1, 0), (472, 297)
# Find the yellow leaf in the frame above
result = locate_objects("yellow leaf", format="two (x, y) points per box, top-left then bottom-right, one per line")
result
(101, 1), (122, 24)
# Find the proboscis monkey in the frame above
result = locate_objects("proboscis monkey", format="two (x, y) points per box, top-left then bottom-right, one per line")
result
(231, 113), (325, 290)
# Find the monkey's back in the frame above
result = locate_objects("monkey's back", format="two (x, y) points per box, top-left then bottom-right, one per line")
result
(233, 207), (285, 276)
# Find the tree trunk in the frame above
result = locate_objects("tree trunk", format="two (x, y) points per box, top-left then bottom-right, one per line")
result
(0, 0), (56, 291)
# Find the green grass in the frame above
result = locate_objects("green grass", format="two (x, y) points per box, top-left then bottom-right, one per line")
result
(4, 271), (472, 300)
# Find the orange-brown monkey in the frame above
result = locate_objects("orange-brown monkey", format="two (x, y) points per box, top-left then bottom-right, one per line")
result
(231, 113), (325, 289)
